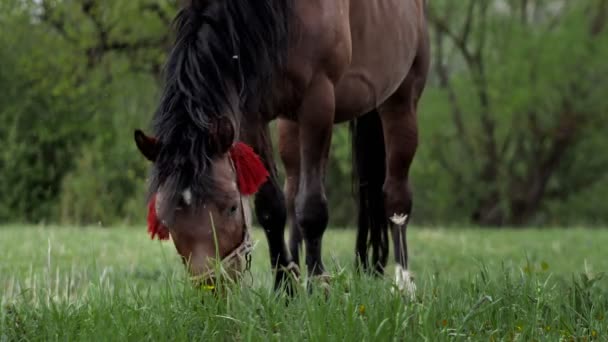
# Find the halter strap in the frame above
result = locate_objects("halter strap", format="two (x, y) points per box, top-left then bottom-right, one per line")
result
(192, 154), (255, 284)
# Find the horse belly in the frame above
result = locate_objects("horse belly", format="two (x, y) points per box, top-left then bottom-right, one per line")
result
(334, 0), (421, 122)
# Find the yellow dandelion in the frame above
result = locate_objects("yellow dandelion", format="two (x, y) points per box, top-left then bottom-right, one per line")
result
(358, 304), (366, 315)
(201, 284), (215, 291)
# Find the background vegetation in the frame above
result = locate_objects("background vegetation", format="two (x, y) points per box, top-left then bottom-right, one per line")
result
(0, 0), (606, 228)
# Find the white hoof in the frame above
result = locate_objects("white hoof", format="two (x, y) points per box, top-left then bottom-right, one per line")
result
(394, 265), (416, 299)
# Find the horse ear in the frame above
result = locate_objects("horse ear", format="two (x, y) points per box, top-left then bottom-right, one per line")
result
(134, 129), (160, 162)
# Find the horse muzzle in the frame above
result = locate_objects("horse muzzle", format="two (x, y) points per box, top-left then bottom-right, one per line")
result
(189, 230), (254, 291)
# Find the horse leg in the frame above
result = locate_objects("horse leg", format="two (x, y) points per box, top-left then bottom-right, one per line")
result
(295, 77), (335, 284)
(248, 124), (299, 293)
(378, 53), (429, 298)
(278, 119), (304, 268)
(378, 102), (416, 298)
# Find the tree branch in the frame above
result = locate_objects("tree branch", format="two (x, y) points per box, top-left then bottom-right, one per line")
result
(430, 136), (465, 186)
(591, 0), (608, 34)
(470, 1), (498, 185)
(39, 0), (77, 44)
(433, 28), (475, 158)
(39, 0), (172, 73)
(427, 6), (476, 66)
(521, 0), (529, 24)
(428, 0), (499, 188)
(141, 2), (173, 27)
(461, 0), (477, 46)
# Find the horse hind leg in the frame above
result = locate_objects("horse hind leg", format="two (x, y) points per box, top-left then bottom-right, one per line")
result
(378, 51), (429, 299)
(351, 110), (390, 275)
(379, 101), (416, 298)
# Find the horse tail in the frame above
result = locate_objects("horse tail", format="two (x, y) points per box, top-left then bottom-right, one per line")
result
(350, 110), (389, 275)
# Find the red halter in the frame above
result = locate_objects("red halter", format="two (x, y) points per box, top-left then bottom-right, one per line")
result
(146, 142), (268, 240)
(228, 142), (269, 196)
(147, 194), (170, 240)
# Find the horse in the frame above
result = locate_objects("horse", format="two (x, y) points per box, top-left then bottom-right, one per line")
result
(134, 0), (430, 295)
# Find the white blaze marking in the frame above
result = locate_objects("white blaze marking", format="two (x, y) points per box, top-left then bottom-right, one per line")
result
(395, 265), (416, 299)
(390, 213), (408, 226)
(182, 188), (192, 205)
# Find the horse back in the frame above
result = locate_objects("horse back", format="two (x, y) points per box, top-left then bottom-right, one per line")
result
(278, 0), (428, 122)
(335, 0), (427, 119)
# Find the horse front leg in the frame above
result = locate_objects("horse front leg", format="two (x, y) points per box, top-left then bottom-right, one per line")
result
(278, 119), (304, 269)
(294, 77), (335, 287)
(247, 124), (300, 294)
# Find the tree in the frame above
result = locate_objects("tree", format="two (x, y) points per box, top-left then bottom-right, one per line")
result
(37, 0), (180, 224)
(0, 0), (179, 224)
(417, 0), (608, 226)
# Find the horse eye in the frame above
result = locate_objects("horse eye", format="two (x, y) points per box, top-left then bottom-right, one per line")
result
(228, 205), (238, 215)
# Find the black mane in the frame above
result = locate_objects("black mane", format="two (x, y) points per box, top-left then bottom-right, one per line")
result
(148, 0), (293, 212)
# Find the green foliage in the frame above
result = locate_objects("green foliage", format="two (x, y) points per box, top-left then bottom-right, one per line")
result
(326, 124), (355, 227)
(0, 4), (97, 222)
(413, 0), (608, 225)
(58, 72), (157, 225)
(0, 0), (172, 225)
(0, 0), (606, 226)
(1, 226), (607, 340)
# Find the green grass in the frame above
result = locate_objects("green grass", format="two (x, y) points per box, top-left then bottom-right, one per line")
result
(1, 225), (607, 341)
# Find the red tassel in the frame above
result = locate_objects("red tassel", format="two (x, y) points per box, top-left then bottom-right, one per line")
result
(229, 142), (269, 195)
(147, 194), (170, 240)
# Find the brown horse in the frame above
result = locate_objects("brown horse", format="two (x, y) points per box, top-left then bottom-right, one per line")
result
(134, 0), (430, 295)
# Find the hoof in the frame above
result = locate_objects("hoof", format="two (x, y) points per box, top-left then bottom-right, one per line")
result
(307, 273), (332, 298)
(284, 262), (301, 282)
(392, 265), (416, 300)
(275, 262), (302, 296)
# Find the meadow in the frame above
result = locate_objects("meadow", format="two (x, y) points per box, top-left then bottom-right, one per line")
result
(1, 226), (606, 341)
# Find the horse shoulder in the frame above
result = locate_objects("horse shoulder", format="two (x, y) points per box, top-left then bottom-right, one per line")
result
(289, 1), (352, 83)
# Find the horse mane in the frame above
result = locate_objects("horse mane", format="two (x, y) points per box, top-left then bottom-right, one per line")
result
(148, 0), (293, 212)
